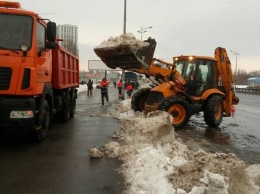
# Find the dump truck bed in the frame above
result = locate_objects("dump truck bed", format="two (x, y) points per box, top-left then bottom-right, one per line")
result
(52, 45), (79, 89)
(94, 37), (156, 71)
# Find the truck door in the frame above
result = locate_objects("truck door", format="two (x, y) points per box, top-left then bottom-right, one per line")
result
(35, 21), (51, 83)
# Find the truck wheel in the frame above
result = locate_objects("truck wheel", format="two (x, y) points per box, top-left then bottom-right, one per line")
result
(61, 91), (71, 122)
(34, 100), (50, 142)
(131, 88), (151, 111)
(159, 97), (191, 130)
(203, 95), (223, 127)
(70, 92), (76, 118)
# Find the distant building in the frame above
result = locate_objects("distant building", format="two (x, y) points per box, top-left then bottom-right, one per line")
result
(56, 24), (78, 55)
(81, 70), (119, 84)
(248, 77), (260, 87)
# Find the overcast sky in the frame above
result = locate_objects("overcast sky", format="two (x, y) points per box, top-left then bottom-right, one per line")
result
(18, 0), (260, 72)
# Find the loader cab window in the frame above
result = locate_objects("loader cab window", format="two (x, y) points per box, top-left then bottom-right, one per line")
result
(200, 60), (214, 88)
(175, 61), (184, 74)
(187, 64), (195, 80)
(196, 60), (216, 93)
(176, 59), (214, 96)
(183, 63), (196, 81)
(181, 60), (210, 96)
(175, 60), (195, 80)
(197, 61), (209, 94)
(36, 22), (45, 51)
(185, 62), (199, 95)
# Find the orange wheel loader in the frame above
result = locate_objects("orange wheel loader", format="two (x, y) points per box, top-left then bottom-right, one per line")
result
(94, 35), (239, 129)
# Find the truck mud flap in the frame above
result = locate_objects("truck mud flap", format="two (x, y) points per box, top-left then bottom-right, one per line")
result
(94, 38), (156, 70)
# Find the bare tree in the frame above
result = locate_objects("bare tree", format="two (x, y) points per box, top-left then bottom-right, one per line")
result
(65, 37), (78, 56)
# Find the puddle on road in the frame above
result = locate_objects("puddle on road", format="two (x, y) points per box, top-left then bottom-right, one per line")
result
(204, 128), (231, 145)
(176, 116), (260, 164)
(76, 109), (102, 116)
(227, 123), (239, 127)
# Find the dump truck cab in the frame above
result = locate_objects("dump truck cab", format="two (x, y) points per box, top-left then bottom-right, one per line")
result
(0, 1), (57, 96)
(0, 1), (79, 142)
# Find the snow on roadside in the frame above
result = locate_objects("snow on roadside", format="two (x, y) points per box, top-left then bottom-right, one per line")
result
(89, 100), (260, 194)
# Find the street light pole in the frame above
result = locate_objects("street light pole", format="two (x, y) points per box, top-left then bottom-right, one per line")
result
(137, 26), (152, 40)
(230, 50), (239, 78)
(123, 0), (126, 34)
(121, 0), (127, 100)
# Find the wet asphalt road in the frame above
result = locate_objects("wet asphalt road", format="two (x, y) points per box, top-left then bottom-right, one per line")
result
(176, 93), (260, 164)
(1, 87), (259, 194)
(0, 87), (125, 194)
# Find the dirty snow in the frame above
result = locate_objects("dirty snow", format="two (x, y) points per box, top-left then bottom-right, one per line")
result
(94, 33), (149, 53)
(89, 99), (260, 194)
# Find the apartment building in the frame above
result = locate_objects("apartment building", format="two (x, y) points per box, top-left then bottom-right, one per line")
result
(56, 24), (78, 55)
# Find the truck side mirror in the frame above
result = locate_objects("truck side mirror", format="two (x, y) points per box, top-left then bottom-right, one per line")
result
(47, 22), (56, 42)
(46, 41), (57, 49)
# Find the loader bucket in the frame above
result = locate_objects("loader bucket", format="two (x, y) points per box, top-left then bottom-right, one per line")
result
(94, 38), (156, 70)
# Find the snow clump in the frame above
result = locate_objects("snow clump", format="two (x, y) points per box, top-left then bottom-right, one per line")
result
(94, 33), (149, 53)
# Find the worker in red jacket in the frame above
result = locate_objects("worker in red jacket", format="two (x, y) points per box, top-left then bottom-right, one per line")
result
(100, 78), (109, 105)
(117, 80), (123, 99)
(125, 82), (133, 99)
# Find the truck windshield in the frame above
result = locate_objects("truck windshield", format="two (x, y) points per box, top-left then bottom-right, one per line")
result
(0, 14), (32, 50)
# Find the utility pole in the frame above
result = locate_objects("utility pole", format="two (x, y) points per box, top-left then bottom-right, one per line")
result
(123, 0), (126, 34)
(121, 0), (127, 100)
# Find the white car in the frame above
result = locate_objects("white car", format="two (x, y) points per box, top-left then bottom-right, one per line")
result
(96, 80), (102, 89)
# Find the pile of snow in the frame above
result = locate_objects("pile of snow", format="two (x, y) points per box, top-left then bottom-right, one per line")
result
(77, 84), (87, 93)
(94, 33), (149, 53)
(89, 99), (260, 194)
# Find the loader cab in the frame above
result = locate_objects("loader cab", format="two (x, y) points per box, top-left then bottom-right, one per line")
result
(174, 56), (216, 96)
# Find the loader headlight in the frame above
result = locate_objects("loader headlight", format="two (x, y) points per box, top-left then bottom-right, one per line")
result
(10, 110), (34, 118)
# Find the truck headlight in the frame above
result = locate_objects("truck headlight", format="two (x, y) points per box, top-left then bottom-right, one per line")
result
(20, 43), (29, 51)
(10, 110), (34, 118)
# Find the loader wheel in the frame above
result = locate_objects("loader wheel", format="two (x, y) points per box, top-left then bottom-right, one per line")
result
(159, 97), (191, 130)
(131, 88), (151, 111)
(33, 100), (50, 142)
(70, 92), (76, 118)
(203, 95), (223, 127)
(61, 91), (71, 122)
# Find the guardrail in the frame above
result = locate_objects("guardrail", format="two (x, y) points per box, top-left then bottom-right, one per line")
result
(236, 88), (260, 94)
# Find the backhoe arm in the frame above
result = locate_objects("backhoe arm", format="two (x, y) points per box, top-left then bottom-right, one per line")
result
(214, 47), (239, 115)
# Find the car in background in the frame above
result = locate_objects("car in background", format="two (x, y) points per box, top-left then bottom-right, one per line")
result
(96, 80), (102, 89)
(80, 80), (87, 85)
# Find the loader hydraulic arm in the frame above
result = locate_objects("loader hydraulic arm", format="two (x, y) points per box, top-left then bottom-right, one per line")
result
(214, 47), (239, 115)
(215, 47), (234, 93)
(152, 58), (186, 90)
(93, 36), (186, 91)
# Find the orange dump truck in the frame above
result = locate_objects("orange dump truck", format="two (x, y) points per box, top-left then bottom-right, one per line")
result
(0, 1), (79, 141)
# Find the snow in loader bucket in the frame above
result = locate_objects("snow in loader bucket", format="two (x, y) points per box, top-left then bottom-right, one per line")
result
(94, 33), (156, 70)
